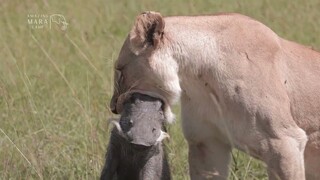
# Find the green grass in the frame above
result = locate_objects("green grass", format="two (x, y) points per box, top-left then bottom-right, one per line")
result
(0, 0), (319, 179)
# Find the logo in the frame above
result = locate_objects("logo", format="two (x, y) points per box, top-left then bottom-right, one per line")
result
(27, 14), (68, 30)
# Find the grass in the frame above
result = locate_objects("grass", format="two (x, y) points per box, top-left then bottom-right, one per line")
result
(0, 0), (319, 179)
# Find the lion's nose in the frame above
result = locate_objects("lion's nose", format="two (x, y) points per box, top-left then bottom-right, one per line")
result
(110, 96), (119, 114)
(111, 106), (118, 114)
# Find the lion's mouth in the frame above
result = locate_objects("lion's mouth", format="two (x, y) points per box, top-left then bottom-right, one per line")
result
(116, 90), (169, 113)
(113, 90), (175, 123)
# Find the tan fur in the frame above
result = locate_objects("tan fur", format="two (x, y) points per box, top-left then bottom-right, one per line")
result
(110, 12), (320, 180)
(129, 11), (165, 55)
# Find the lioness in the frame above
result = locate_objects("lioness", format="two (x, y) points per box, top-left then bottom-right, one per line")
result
(109, 11), (320, 180)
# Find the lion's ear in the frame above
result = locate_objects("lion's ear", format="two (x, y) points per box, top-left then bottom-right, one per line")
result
(129, 11), (165, 55)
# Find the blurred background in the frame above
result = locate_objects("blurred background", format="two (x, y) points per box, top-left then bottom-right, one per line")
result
(0, 0), (319, 179)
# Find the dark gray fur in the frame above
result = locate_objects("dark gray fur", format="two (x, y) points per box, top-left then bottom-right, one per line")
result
(100, 93), (171, 180)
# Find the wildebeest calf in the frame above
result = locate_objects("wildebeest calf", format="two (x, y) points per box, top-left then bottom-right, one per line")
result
(100, 93), (171, 180)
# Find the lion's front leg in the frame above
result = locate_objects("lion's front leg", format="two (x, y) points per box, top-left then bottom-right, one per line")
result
(188, 139), (231, 180)
(181, 98), (231, 180)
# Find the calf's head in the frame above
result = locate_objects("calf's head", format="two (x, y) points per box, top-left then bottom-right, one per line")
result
(112, 93), (169, 147)
(110, 11), (181, 123)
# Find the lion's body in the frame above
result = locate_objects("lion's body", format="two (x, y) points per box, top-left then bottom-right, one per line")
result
(111, 12), (320, 179)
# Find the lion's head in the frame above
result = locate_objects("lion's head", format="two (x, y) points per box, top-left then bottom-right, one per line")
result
(110, 11), (181, 122)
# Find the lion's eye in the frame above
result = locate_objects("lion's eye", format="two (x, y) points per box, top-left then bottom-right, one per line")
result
(115, 69), (122, 81)
(119, 73), (124, 83)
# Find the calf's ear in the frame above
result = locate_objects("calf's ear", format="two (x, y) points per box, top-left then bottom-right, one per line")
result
(129, 11), (165, 55)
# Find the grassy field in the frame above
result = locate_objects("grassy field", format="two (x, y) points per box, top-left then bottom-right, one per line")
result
(0, 0), (319, 179)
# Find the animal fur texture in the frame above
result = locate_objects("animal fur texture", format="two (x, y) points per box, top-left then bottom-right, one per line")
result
(110, 12), (320, 180)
